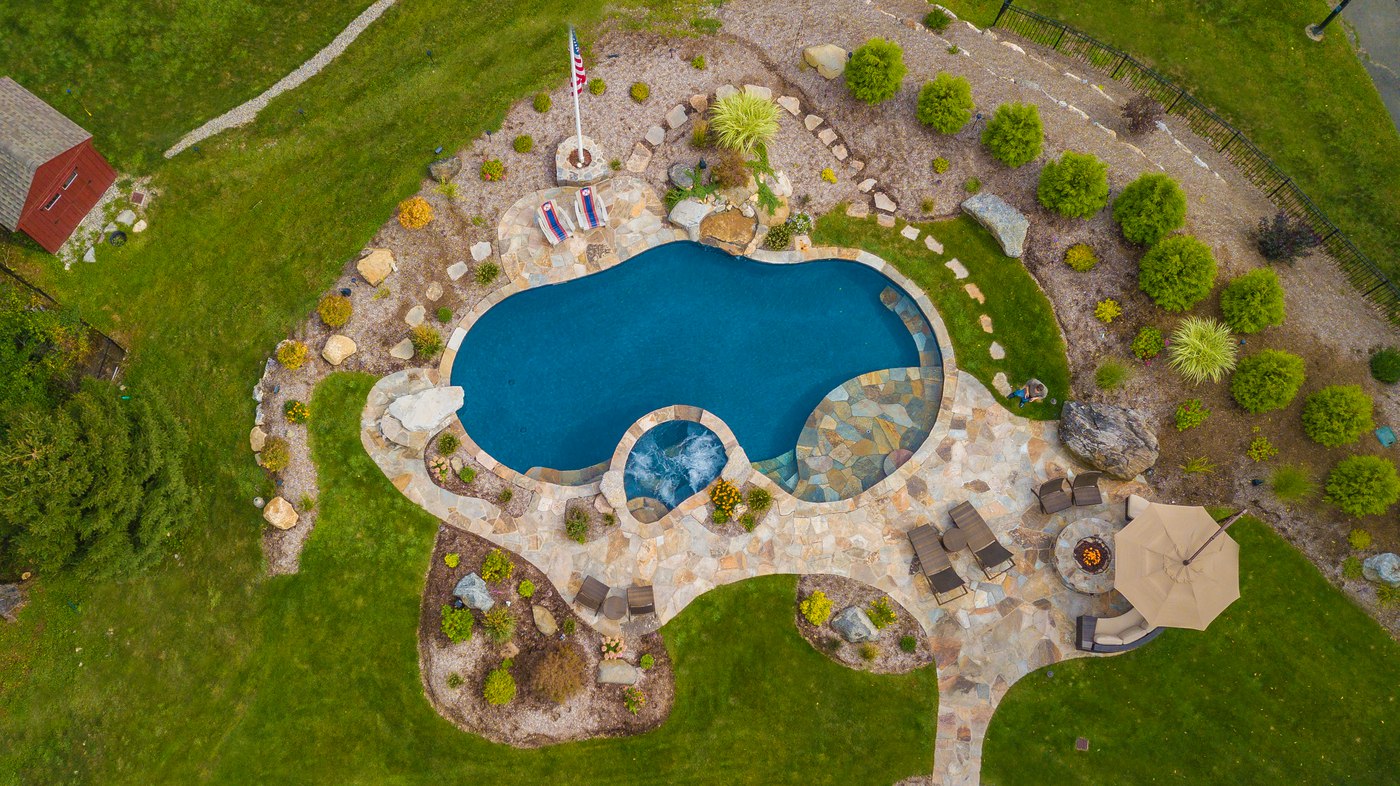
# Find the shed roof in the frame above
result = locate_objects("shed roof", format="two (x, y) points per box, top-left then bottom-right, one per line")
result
(0, 77), (92, 230)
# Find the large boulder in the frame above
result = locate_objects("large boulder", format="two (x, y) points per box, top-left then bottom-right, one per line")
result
(668, 198), (712, 242)
(699, 210), (757, 252)
(321, 334), (358, 366)
(961, 193), (1029, 258)
(597, 660), (641, 685)
(428, 155), (461, 183)
(831, 605), (879, 643)
(1363, 553), (1400, 588)
(1059, 401), (1159, 480)
(387, 385), (464, 432)
(356, 248), (395, 286)
(532, 605), (558, 636)
(263, 496), (299, 530)
(804, 44), (848, 79)
(453, 573), (495, 611)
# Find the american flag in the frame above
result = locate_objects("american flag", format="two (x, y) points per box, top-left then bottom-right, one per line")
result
(570, 28), (587, 95)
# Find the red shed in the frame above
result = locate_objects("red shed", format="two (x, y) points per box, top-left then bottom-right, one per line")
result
(0, 77), (116, 253)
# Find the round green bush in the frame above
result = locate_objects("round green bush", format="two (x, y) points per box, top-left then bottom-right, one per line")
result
(981, 102), (1043, 168)
(588, 78), (606, 96)
(1065, 243), (1097, 272)
(1138, 235), (1217, 312)
(1131, 325), (1164, 360)
(440, 604), (474, 643)
(1326, 455), (1400, 517)
(763, 222), (793, 250)
(630, 82), (649, 103)
(1370, 347), (1400, 384)
(483, 665), (516, 705)
(916, 73), (974, 134)
(1220, 268), (1285, 333)
(1230, 349), (1305, 413)
(1036, 151), (1109, 219)
(512, 135), (534, 154)
(532, 92), (551, 113)
(845, 38), (907, 105)
(923, 8), (952, 32)
(1112, 172), (1187, 246)
(1302, 385), (1375, 447)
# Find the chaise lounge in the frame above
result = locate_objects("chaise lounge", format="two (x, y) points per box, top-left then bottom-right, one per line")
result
(908, 524), (968, 605)
(1034, 477), (1073, 514)
(536, 199), (575, 245)
(1075, 607), (1165, 653)
(949, 501), (1016, 580)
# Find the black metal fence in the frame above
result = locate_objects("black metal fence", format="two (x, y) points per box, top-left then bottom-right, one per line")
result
(991, 0), (1400, 323)
(0, 260), (126, 383)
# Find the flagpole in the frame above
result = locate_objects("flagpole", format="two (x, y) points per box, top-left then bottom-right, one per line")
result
(569, 27), (585, 167)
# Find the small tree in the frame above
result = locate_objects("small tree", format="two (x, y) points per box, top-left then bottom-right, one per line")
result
(1036, 151), (1109, 219)
(916, 73), (974, 134)
(1230, 350), (1306, 413)
(531, 642), (587, 703)
(709, 92), (779, 154)
(1122, 94), (1164, 135)
(0, 282), (89, 412)
(981, 102), (1043, 167)
(1302, 385), (1374, 447)
(1112, 173), (1187, 246)
(845, 38), (907, 105)
(1326, 455), (1400, 517)
(1253, 212), (1319, 265)
(1138, 235), (1217, 312)
(1219, 268), (1286, 334)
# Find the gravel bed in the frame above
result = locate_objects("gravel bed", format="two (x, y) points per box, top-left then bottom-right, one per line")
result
(795, 573), (933, 674)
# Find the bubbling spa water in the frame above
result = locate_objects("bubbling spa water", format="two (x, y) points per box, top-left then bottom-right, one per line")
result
(623, 420), (726, 509)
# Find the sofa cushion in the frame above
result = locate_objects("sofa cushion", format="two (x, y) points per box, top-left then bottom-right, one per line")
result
(1120, 624), (1151, 643)
(1095, 633), (1124, 646)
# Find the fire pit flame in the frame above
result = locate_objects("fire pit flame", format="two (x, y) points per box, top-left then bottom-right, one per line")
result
(1073, 536), (1111, 575)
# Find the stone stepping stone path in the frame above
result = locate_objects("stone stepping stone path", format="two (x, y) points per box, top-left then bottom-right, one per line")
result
(989, 341), (1005, 360)
(945, 258), (969, 279)
(979, 315), (994, 333)
(447, 261), (468, 281)
(925, 235), (943, 254)
(900, 225), (920, 241)
(965, 283), (985, 304)
(644, 125), (666, 146)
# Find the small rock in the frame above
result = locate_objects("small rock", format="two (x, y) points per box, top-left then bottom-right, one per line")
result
(501, 641), (521, 659)
(945, 258), (969, 279)
(82, 246), (96, 263)
(857, 178), (877, 193)
(900, 225), (920, 241)
(249, 426), (267, 453)
(131, 219), (148, 233)
(832, 145), (848, 161)
(989, 341), (1005, 360)
(115, 209), (136, 226)
(668, 163), (695, 189)
(532, 605), (558, 636)
(925, 235), (944, 254)
(773, 171), (793, 198)
(665, 104), (688, 129)
(992, 372), (1012, 396)
(668, 198), (712, 241)
(405, 305), (426, 327)
(263, 496), (299, 530)
(103, 222), (117, 234)
(644, 125), (666, 147)
(817, 128), (837, 146)
(715, 84), (738, 100)
(0, 583), (26, 623)
(742, 84), (772, 101)
(874, 192), (897, 212)
(425, 282), (443, 302)
(470, 241), (492, 261)
(322, 335), (358, 366)
(845, 202), (869, 218)
(447, 261), (469, 281)
(803, 44), (848, 79)
(389, 338), (415, 360)
(776, 95), (800, 115)
(357, 248), (395, 286)
(877, 213), (896, 228)
(428, 155), (462, 183)
(832, 606), (878, 642)
(849, 160), (865, 172)
(625, 141), (652, 173)
(453, 573), (495, 611)
(597, 660), (641, 685)
(1363, 553), (1400, 587)
(689, 94), (708, 112)
(804, 114), (823, 131)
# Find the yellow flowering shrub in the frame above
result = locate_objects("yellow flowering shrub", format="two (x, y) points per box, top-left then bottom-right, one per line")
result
(397, 196), (434, 229)
(1094, 298), (1122, 324)
(276, 340), (309, 370)
(710, 478), (741, 523)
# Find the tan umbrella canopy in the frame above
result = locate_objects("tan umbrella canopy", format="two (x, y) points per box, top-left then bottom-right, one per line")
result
(1113, 503), (1242, 630)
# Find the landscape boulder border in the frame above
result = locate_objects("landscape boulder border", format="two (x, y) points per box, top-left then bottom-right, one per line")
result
(960, 193), (1029, 258)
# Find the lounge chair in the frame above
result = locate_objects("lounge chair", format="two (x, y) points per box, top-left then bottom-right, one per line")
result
(627, 584), (655, 615)
(1124, 493), (1150, 522)
(1075, 607), (1165, 653)
(1034, 478), (1073, 515)
(573, 185), (609, 230)
(1072, 471), (1104, 507)
(908, 524), (968, 605)
(536, 200), (575, 245)
(949, 501), (1015, 580)
(575, 575), (608, 614)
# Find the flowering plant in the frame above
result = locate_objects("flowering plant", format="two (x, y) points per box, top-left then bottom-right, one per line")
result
(480, 158), (505, 182)
(710, 479), (741, 523)
(601, 636), (626, 660)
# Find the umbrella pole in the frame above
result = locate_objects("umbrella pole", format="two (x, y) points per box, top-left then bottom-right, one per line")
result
(1183, 510), (1247, 566)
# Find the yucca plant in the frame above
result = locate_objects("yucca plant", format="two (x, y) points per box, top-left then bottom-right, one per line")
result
(710, 92), (780, 154)
(1167, 316), (1237, 384)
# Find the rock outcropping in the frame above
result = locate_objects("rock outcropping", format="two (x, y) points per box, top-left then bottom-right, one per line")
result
(1059, 401), (1159, 480)
(961, 193), (1029, 258)
(1363, 553), (1400, 588)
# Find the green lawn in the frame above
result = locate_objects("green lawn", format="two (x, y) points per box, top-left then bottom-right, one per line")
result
(814, 211), (1070, 420)
(983, 516), (1400, 785)
(942, 0), (1400, 278)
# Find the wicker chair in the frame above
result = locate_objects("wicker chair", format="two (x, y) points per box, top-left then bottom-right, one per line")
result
(627, 584), (656, 615)
(1034, 478), (1073, 514)
(908, 524), (968, 605)
(949, 501), (1015, 580)
(575, 576), (609, 614)
(1072, 471), (1104, 507)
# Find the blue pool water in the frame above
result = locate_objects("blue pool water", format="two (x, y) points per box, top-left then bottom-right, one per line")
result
(452, 241), (922, 473)
(624, 420), (727, 508)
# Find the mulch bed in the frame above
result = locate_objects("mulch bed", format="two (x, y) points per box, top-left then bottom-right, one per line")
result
(419, 526), (674, 746)
(794, 574), (933, 675)
(421, 419), (533, 518)
(563, 496), (619, 544)
(694, 481), (775, 538)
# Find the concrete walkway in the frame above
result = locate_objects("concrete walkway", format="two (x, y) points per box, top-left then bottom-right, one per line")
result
(1345, 0), (1400, 132)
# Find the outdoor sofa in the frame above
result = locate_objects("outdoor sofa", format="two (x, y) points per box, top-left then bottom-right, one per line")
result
(1075, 607), (1165, 653)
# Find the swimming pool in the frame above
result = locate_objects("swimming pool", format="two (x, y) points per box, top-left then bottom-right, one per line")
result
(451, 241), (931, 476)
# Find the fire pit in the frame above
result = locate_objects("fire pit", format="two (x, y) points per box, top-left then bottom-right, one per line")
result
(1074, 536), (1111, 574)
(1054, 517), (1118, 595)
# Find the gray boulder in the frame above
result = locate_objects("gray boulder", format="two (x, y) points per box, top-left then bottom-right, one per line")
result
(668, 198), (712, 242)
(668, 162), (696, 189)
(1059, 401), (1159, 480)
(386, 386), (465, 432)
(831, 606), (879, 643)
(597, 660), (641, 685)
(0, 584), (26, 623)
(453, 573), (495, 611)
(1363, 553), (1400, 588)
(961, 193), (1029, 258)
(428, 155), (461, 183)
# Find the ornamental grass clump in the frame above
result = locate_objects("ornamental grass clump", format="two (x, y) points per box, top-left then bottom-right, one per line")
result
(630, 82), (649, 103)
(588, 78), (606, 95)
(1139, 235), (1217, 312)
(410, 325), (444, 359)
(709, 92), (779, 154)
(1065, 243), (1097, 272)
(397, 196), (433, 229)
(916, 73), (974, 134)
(867, 597), (896, 629)
(1037, 151), (1109, 219)
(1230, 349), (1305, 413)
(1167, 317), (1237, 384)
(981, 102), (1043, 167)
(317, 294), (352, 328)
(1220, 268), (1285, 333)
(1270, 464), (1316, 504)
(565, 506), (589, 544)
(258, 436), (291, 472)
(531, 642), (586, 704)
(1302, 385), (1374, 447)
(1326, 455), (1400, 517)
(482, 607), (516, 644)
(1348, 529), (1373, 550)
(1095, 358), (1132, 390)
(799, 589), (833, 625)
(846, 38), (907, 105)
(1113, 172), (1187, 246)
(923, 8), (952, 32)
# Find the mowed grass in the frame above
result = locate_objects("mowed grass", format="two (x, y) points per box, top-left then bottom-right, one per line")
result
(982, 516), (1400, 784)
(814, 211), (1070, 420)
(943, 0), (1400, 277)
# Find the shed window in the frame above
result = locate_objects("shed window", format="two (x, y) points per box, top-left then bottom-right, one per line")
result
(42, 193), (62, 211)
(62, 169), (78, 189)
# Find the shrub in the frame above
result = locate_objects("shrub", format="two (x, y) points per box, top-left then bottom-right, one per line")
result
(799, 589), (833, 625)
(317, 294), (352, 328)
(1139, 235), (1217, 312)
(1220, 268), (1285, 333)
(710, 478), (741, 519)
(435, 182), (459, 199)
(518, 579), (535, 598)
(276, 340), (309, 370)
(820, 167), (837, 184)
(1230, 350), (1305, 413)
(899, 635), (917, 653)
(640, 653), (655, 670)
(1113, 173), (1187, 246)
(1174, 399), (1209, 431)
(691, 54), (706, 69)
(565, 506), (590, 544)
(846, 38), (907, 105)
(609, 159), (621, 171)
(436, 306), (453, 324)
(932, 156), (951, 174)
(481, 548), (514, 583)
(764, 222), (793, 250)
(561, 618), (576, 636)
(963, 176), (981, 194)
(690, 119), (710, 148)
(475, 261), (501, 287)
(916, 73), (975, 134)
(1132, 326), (1164, 360)
(446, 672), (464, 689)
(1343, 556), (1364, 580)
(921, 197), (935, 213)
(1065, 243), (1097, 272)
(981, 102), (1043, 167)
(1167, 317), (1237, 384)
(459, 466), (476, 484)
(623, 686), (646, 715)
(1181, 456), (1215, 474)
(1271, 464), (1316, 503)
(1122, 94), (1164, 134)
(283, 399), (310, 424)
(630, 82), (649, 103)
(1254, 212), (1318, 264)
(1037, 151), (1109, 218)
(588, 78), (606, 95)
(482, 607), (517, 643)
(259, 436), (291, 471)
(747, 486), (773, 514)
(923, 8), (952, 31)
(1370, 347), (1400, 384)
(1246, 435), (1278, 462)
(1302, 385), (1374, 447)
(859, 643), (880, 662)
(410, 325), (444, 359)
(740, 512), (757, 531)
(947, 45), (960, 55)
(483, 665), (516, 705)
(1348, 528), (1373, 550)
(788, 212), (813, 235)
(498, 488), (513, 504)
(1326, 455), (1400, 517)
(532, 92), (551, 112)
(710, 92), (779, 154)
(1094, 299), (1122, 324)
(867, 597), (897, 629)
(479, 158), (505, 182)
(512, 134), (534, 153)
(444, 552), (460, 568)
(397, 196), (434, 229)
(711, 150), (749, 188)
(1096, 358), (1132, 390)
(441, 605), (473, 643)
(532, 642), (586, 703)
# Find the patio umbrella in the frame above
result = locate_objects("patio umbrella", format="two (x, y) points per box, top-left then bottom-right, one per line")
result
(1113, 503), (1242, 630)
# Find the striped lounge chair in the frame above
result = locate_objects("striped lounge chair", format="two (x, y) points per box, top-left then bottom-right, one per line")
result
(536, 200), (575, 245)
(574, 186), (609, 231)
